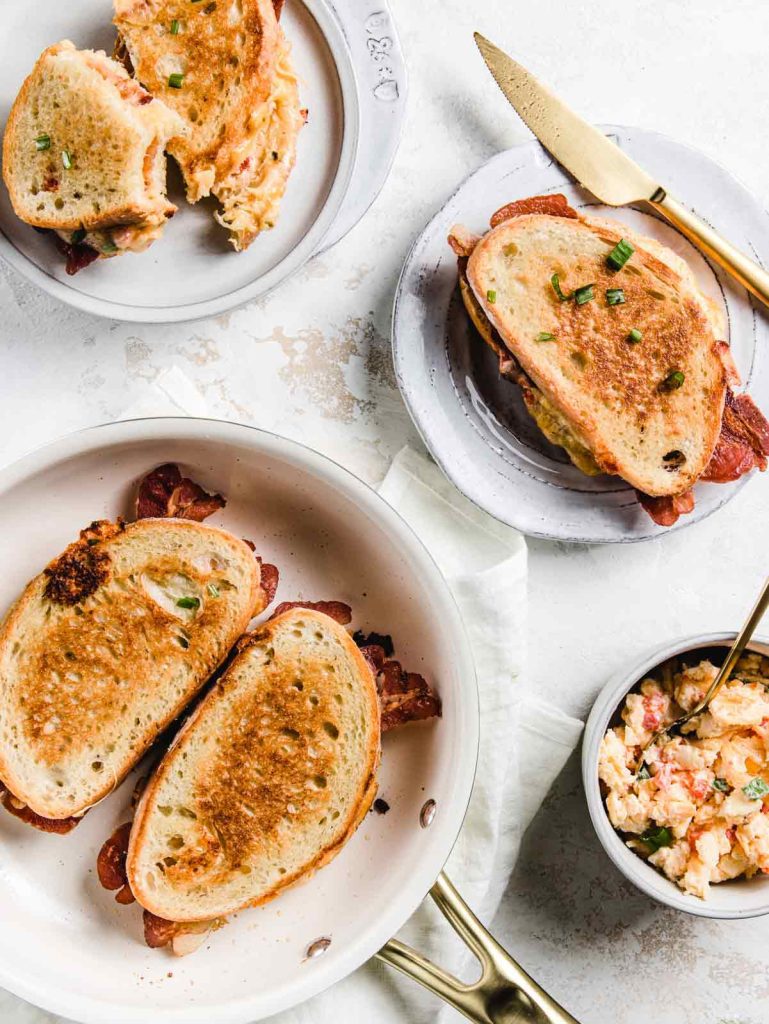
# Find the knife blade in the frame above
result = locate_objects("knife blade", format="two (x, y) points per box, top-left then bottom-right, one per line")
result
(473, 32), (661, 207)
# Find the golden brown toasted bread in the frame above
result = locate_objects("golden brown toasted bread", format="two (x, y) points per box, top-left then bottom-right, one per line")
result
(0, 518), (262, 820)
(127, 608), (381, 923)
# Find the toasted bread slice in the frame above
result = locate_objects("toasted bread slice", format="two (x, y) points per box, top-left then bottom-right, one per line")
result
(0, 519), (262, 820)
(2, 41), (185, 258)
(113, 0), (303, 250)
(127, 608), (380, 922)
(466, 206), (727, 496)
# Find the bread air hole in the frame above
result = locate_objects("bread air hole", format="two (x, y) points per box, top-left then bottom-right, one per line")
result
(323, 722), (339, 740)
(663, 450), (686, 470)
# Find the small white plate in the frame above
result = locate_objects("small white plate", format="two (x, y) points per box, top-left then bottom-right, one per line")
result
(0, 0), (406, 322)
(392, 127), (769, 544)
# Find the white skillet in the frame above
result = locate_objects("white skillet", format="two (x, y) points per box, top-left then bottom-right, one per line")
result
(0, 0), (406, 322)
(0, 418), (579, 1024)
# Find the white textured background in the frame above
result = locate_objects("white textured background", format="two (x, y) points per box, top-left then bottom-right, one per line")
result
(1, 0), (769, 1021)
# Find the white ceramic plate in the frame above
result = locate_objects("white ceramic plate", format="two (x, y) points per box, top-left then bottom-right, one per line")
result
(583, 632), (769, 919)
(0, 418), (477, 1024)
(393, 126), (769, 543)
(0, 0), (406, 322)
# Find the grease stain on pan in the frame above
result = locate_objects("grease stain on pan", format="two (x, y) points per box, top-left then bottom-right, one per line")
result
(420, 798), (436, 828)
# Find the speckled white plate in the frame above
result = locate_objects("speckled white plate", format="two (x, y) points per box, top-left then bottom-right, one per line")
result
(0, 418), (477, 1023)
(392, 127), (769, 543)
(0, 0), (406, 323)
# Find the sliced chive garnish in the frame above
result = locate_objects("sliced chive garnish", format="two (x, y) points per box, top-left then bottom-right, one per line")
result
(628, 328), (643, 343)
(207, 583), (220, 598)
(606, 288), (626, 306)
(712, 777), (730, 793)
(536, 331), (555, 342)
(35, 134), (51, 151)
(61, 150), (73, 169)
(660, 370), (685, 392)
(170, 18), (180, 32)
(101, 240), (118, 253)
(550, 273), (571, 302)
(486, 289), (497, 304)
(607, 238), (634, 271)
(640, 825), (673, 851)
(742, 777), (769, 800)
(176, 596), (200, 610)
(71, 228), (86, 245)
(574, 284), (595, 306)
(637, 763), (651, 781)
(168, 72), (184, 88)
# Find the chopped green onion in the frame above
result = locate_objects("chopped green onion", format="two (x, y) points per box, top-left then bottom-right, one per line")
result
(640, 825), (673, 851)
(35, 134), (51, 151)
(207, 583), (220, 598)
(61, 150), (73, 170)
(628, 328), (643, 343)
(486, 289), (497, 304)
(71, 228), (86, 245)
(742, 777), (769, 800)
(170, 18), (180, 33)
(607, 237), (634, 271)
(176, 596), (200, 610)
(574, 284), (595, 306)
(637, 763), (651, 781)
(536, 331), (555, 342)
(101, 240), (118, 253)
(712, 777), (731, 793)
(177, 635), (190, 649)
(606, 288), (626, 306)
(168, 73), (184, 89)
(660, 370), (685, 392)
(550, 273), (571, 302)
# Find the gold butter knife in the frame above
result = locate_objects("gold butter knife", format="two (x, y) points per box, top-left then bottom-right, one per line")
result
(474, 32), (769, 309)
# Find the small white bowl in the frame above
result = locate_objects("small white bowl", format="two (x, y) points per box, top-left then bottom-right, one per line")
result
(583, 632), (769, 919)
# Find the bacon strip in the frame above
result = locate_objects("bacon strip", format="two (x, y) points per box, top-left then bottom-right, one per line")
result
(273, 0), (284, 17)
(702, 389), (769, 483)
(136, 464), (226, 522)
(271, 600), (352, 625)
(354, 636), (441, 731)
(0, 786), (82, 834)
(490, 193), (578, 228)
(144, 912), (182, 949)
(51, 234), (101, 276)
(97, 822), (135, 904)
(635, 490), (695, 528)
(256, 557), (279, 604)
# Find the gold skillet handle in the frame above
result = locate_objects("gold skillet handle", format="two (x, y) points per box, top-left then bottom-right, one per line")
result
(375, 872), (580, 1024)
(648, 189), (769, 310)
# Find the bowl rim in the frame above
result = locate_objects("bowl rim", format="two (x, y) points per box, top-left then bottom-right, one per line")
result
(582, 631), (769, 919)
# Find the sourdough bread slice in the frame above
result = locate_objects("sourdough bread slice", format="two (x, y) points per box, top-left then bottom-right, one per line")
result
(127, 608), (380, 922)
(2, 41), (185, 254)
(466, 209), (727, 496)
(0, 518), (262, 819)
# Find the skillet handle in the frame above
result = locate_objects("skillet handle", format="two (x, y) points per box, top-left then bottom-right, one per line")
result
(375, 872), (580, 1024)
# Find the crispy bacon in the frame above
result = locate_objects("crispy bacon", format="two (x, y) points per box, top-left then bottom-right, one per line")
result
(353, 636), (441, 731)
(490, 193), (578, 228)
(144, 911), (182, 949)
(256, 557), (279, 604)
(271, 600), (352, 625)
(636, 489), (695, 528)
(97, 822), (134, 905)
(51, 234), (101, 276)
(136, 464), (226, 522)
(273, 0), (284, 17)
(447, 224), (481, 258)
(0, 786), (82, 833)
(702, 389), (769, 483)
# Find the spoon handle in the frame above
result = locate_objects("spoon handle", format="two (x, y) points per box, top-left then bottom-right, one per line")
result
(694, 576), (769, 714)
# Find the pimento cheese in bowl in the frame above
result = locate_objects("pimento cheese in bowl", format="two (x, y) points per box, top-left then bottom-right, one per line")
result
(599, 652), (769, 899)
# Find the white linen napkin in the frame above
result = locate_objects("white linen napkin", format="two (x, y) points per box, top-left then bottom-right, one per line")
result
(0, 370), (583, 1024)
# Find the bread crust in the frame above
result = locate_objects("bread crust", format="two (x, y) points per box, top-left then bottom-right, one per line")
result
(0, 518), (261, 818)
(466, 209), (727, 496)
(127, 608), (381, 922)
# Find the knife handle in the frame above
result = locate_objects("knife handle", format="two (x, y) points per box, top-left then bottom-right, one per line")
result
(649, 192), (769, 310)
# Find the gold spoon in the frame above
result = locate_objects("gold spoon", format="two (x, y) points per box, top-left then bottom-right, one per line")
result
(637, 575), (769, 773)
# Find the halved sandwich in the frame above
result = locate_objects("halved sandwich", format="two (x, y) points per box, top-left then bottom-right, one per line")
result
(113, 0), (305, 251)
(2, 41), (185, 273)
(97, 604), (441, 953)
(449, 194), (769, 526)
(0, 516), (266, 831)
